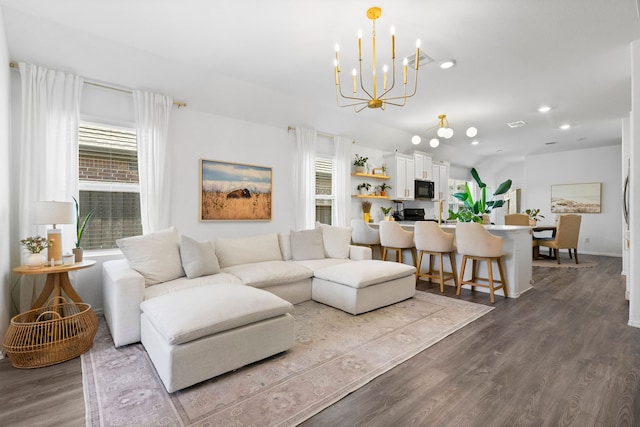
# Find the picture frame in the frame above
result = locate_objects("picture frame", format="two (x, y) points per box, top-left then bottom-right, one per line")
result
(551, 182), (601, 213)
(199, 159), (272, 221)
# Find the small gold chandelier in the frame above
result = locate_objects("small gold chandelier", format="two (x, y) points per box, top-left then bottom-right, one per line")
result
(334, 7), (421, 112)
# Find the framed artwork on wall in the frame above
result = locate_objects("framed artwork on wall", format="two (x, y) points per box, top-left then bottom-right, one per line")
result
(551, 182), (601, 213)
(199, 159), (272, 221)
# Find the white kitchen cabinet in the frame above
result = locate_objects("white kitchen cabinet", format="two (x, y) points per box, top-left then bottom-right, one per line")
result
(413, 152), (433, 180)
(383, 154), (415, 200)
(431, 161), (450, 202)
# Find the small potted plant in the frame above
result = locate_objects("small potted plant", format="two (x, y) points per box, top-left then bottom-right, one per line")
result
(357, 182), (372, 195)
(362, 200), (372, 223)
(381, 206), (393, 221)
(20, 236), (51, 268)
(353, 154), (368, 174)
(73, 196), (95, 262)
(524, 208), (544, 226)
(377, 182), (392, 197)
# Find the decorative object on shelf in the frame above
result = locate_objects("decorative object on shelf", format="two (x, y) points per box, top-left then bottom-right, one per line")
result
(447, 168), (512, 223)
(411, 114), (479, 148)
(73, 196), (95, 263)
(353, 154), (368, 173)
(524, 208), (545, 226)
(20, 236), (51, 268)
(372, 167), (385, 175)
(357, 182), (372, 195)
(362, 200), (372, 223)
(32, 200), (75, 265)
(381, 206), (393, 221)
(377, 182), (392, 197)
(334, 7), (421, 112)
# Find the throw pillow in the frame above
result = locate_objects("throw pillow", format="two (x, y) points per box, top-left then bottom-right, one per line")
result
(317, 222), (352, 259)
(116, 227), (184, 286)
(180, 235), (221, 279)
(290, 228), (325, 261)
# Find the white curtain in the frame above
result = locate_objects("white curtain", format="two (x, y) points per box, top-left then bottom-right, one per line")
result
(133, 90), (173, 234)
(293, 127), (317, 230)
(18, 62), (83, 309)
(333, 136), (351, 227)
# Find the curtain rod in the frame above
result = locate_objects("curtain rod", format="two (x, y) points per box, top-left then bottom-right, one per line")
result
(9, 62), (187, 109)
(287, 126), (355, 143)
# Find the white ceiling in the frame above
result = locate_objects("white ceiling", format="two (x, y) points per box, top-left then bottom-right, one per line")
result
(1, 0), (639, 165)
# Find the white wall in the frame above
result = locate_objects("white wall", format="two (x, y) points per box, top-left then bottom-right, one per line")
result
(524, 145), (623, 257)
(0, 8), (12, 349)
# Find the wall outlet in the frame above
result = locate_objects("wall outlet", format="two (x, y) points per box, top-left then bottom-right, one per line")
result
(585, 237), (590, 243)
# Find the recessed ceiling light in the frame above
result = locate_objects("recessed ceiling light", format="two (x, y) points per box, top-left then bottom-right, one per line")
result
(559, 124), (571, 130)
(439, 59), (456, 70)
(507, 120), (526, 128)
(538, 105), (552, 113)
(471, 140), (479, 145)
(497, 149), (504, 153)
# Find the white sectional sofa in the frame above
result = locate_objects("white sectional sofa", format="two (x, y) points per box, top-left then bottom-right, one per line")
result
(103, 225), (416, 392)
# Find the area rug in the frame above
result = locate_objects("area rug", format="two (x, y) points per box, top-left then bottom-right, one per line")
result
(533, 259), (597, 268)
(82, 291), (492, 426)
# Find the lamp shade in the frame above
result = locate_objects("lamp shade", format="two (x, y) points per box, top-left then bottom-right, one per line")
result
(32, 201), (75, 226)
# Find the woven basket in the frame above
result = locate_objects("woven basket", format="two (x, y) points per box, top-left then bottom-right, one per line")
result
(2, 297), (98, 369)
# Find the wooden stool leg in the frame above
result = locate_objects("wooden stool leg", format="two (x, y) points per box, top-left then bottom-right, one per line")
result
(497, 257), (508, 298)
(382, 247), (388, 261)
(397, 249), (402, 263)
(438, 253), (445, 292)
(416, 251), (424, 282)
(457, 255), (468, 297)
(411, 248), (417, 267)
(487, 258), (495, 303)
(449, 252), (459, 289)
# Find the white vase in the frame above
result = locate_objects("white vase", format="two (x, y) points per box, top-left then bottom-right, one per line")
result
(355, 166), (366, 174)
(26, 253), (46, 268)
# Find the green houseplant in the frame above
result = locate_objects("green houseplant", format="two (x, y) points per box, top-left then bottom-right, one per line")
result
(448, 168), (512, 223)
(357, 182), (372, 194)
(353, 154), (368, 173)
(73, 197), (95, 262)
(377, 182), (392, 196)
(20, 236), (51, 268)
(524, 208), (544, 225)
(380, 206), (393, 220)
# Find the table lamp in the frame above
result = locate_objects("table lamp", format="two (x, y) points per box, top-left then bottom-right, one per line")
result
(32, 201), (75, 265)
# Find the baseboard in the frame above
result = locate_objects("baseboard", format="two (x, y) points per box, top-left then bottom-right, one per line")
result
(628, 319), (640, 328)
(578, 251), (622, 257)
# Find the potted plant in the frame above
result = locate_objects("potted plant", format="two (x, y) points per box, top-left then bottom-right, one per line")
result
(380, 206), (393, 220)
(377, 182), (392, 197)
(73, 196), (95, 262)
(20, 236), (51, 268)
(447, 168), (512, 223)
(362, 200), (372, 223)
(353, 154), (368, 174)
(357, 182), (372, 195)
(524, 208), (544, 226)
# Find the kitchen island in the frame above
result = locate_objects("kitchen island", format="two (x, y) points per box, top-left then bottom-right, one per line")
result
(370, 222), (533, 298)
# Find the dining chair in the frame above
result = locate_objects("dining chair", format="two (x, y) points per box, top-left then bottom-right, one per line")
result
(504, 213), (530, 226)
(536, 214), (582, 264)
(379, 221), (416, 266)
(350, 219), (381, 258)
(455, 222), (508, 303)
(414, 222), (458, 292)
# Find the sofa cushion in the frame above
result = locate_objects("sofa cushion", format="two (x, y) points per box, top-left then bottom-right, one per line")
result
(144, 272), (242, 300)
(140, 284), (293, 345)
(278, 232), (292, 261)
(215, 233), (282, 268)
(291, 258), (352, 272)
(317, 223), (352, 259)
(180, 235), (221, 279)
(290, 228), (325, 261)
(222, 260), (313, 288)
(116, 227), (184, 286)
(314, 260), (416, 289)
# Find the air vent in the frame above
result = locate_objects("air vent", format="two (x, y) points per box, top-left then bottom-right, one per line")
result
(545, 141), (557, 145)
(507, 120), (527, 128)
(406, 51), (434, 68)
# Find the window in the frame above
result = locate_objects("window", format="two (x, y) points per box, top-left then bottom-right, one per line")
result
(315, 157), (334, 225)
(78, 123), (142, 249)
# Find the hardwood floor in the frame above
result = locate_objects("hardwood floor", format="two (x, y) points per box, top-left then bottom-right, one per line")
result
(1, 255), (638, 426)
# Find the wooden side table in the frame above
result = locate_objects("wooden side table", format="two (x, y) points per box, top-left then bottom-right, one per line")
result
(13, 260), (96, 309)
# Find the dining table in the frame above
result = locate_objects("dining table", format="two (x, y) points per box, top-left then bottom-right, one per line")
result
(532, 225), (557, 259)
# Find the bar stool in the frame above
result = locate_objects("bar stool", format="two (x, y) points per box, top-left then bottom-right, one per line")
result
(414, 222), (458, 292)
(455, 222), (508, 303)
(379, 221), (416, 266)
(350, 219), (381, 258)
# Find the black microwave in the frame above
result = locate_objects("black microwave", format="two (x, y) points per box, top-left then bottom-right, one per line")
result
(414, 179), (435, 200)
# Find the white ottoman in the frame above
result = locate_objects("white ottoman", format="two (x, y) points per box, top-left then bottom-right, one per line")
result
(140, 283), (294, 392)
(312, 260), (416, 314)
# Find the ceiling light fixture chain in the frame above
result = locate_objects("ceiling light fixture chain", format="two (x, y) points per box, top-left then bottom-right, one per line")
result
(334, 7), (421, 112)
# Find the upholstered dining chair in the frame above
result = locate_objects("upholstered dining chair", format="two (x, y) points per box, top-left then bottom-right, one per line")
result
(537, 214), (582, 264)
(414, 222), (458, 292)
(455, 222), (508, 303)
(504, 213), (530, 226)
(350, 219), (381, 258)
(379, 220), (416, 266)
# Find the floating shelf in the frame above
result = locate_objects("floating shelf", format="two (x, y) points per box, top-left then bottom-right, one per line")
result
(352, 194), (391, 199)
(351, 173), (390, 180)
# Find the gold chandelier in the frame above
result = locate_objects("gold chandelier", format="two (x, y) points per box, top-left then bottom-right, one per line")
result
(411, 114), (478, 148)
(334, 7), (421, 112)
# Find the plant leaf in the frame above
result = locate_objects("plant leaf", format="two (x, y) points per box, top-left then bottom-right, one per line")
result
(494, 179), (513, 196)
(470, 168), (486, 188)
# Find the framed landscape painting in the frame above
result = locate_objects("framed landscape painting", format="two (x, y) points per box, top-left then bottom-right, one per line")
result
(200, 159), (272, 221)
(551, 182), (601, 213)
